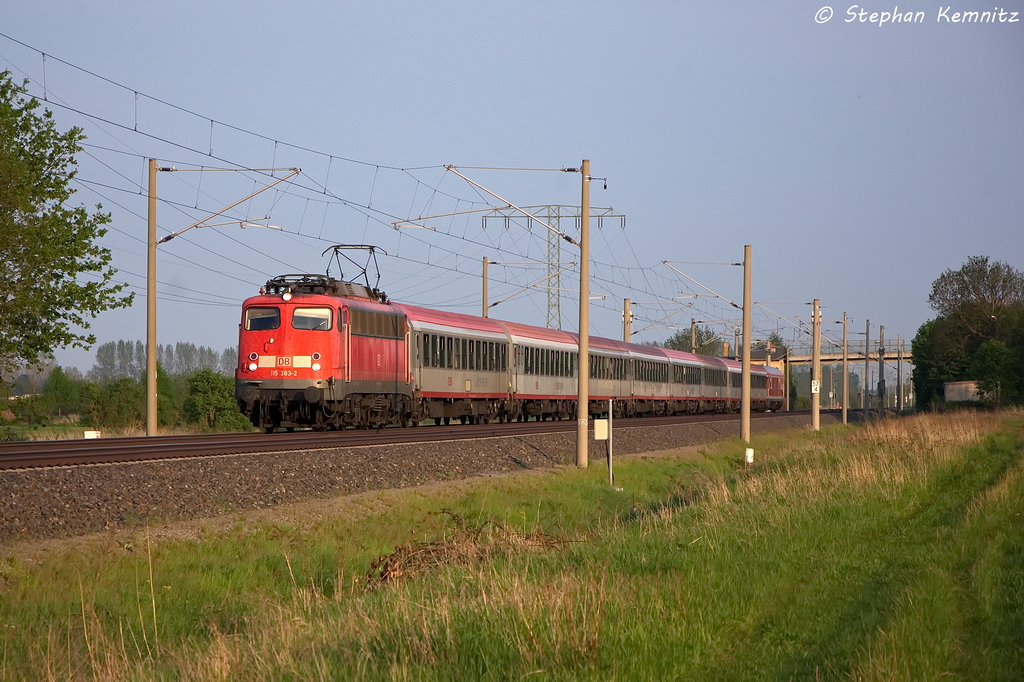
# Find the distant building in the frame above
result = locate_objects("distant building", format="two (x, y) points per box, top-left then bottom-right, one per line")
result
(943, 381), (979, 403)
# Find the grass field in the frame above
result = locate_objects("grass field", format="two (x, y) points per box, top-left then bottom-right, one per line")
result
(1, 410), (1022, 680)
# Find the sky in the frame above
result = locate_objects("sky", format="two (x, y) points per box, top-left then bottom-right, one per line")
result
(3, 1), (1023, 378)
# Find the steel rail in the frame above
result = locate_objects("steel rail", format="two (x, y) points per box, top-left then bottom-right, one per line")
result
(0, 411), (812, 470)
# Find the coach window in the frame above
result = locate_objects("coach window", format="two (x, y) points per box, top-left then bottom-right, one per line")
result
(292, 307), (332, 331)
(461, 339), (468, 370)
(244, 306), (280, 331)
(501, 343), (507, 371)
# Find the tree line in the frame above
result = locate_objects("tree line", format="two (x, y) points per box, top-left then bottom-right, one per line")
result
(912, 256), (1024, 407)
(87, 340), (237, 382)
(3, 341), (247, 436)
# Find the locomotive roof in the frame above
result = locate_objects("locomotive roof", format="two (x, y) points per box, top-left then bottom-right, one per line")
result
(343, 297), (404, 314)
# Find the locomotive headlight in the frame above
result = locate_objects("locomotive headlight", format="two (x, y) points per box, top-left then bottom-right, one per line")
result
(312, 352), (321, 361)
(311, 362), (321, 372)
(282, 291), (292, 301)
(247, 362), (258, 372)
(248, 352), (258, 361)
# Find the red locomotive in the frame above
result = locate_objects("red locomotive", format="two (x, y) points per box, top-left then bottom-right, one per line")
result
(235, 273), (784, 431)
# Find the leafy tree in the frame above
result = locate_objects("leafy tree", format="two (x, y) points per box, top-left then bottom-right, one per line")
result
(92, 340), (235, 380)
(156, 363), (183, 426)
(89, 340), (146, 382)
(0, 72), (132, 378)
(928, 256), (1024, 342)
(911, 319), (969, 407)
(970, 340), (1018, 407)
(42, 365), (80, 416)
(219, 346), (238, 375)
(658, 325), (723, 356)
(96, 378), (144, 428)
(913, 256), (1024, 408)
(183, 368), (246, 431)
(78, 380), (102, 426)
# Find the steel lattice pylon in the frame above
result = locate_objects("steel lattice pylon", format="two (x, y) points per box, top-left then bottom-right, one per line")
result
(483, 205), (625, 329)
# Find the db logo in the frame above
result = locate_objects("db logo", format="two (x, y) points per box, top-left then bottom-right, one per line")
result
(447, 377), (453, 386)
(277, 356), (292, 367)
(535, 381), (539, 390)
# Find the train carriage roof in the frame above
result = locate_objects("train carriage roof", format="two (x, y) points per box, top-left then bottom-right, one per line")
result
(583, 335), (634, 356)
(393, 303), (509, 337)
(660, 348), (706, 366)
(626, 344), (671, 361)
(496, 320), (578, 349)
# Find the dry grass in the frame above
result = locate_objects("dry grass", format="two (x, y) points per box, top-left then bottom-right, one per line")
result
(365, 511), (572, 589)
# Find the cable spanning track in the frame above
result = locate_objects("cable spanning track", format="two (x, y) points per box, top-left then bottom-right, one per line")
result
(1, 32), (810, 347)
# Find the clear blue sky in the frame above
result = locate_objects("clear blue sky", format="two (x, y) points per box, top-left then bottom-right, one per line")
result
(4, 1), (1022, 373)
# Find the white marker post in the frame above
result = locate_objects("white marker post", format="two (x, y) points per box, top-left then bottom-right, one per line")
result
(593, 398), (615, 487)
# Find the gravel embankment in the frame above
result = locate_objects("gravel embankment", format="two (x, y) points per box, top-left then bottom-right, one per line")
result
(1, 414), (836, 543)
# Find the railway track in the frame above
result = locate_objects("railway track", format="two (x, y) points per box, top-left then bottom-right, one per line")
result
(0, 411), (808, 470)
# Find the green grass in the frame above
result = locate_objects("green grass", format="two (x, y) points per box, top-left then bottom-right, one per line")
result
(1, 411), (1022, 680)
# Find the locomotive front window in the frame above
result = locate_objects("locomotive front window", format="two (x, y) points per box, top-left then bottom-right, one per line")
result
(245, 306), (280, 331)
(292, 307), (333, 331)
